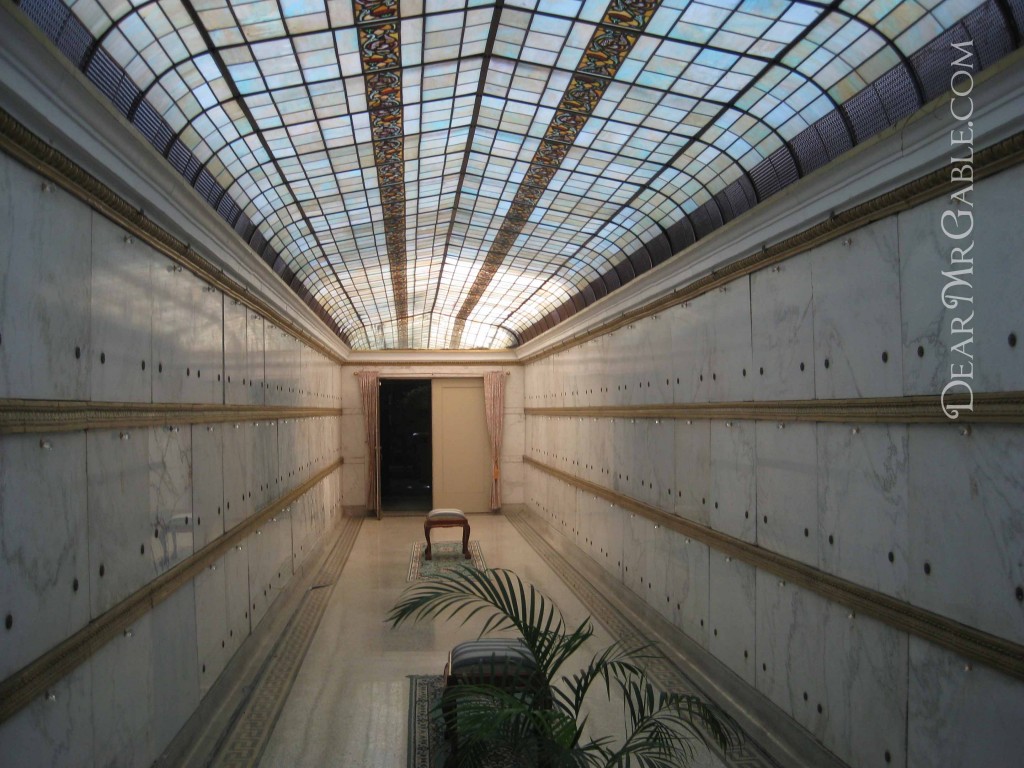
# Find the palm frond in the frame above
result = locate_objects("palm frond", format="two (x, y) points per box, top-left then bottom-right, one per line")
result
(389, 566), (594, 682)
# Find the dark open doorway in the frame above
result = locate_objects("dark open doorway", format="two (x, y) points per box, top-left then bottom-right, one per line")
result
(379, 378), (432, 512)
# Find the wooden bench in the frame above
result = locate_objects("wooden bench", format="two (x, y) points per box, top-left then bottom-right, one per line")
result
(424, 508), (470, 561)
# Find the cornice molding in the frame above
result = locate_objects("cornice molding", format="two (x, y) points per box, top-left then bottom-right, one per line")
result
(525, 392), (1024, 424)
(524, 456), (1024, 683)
(0, 399), (343, 435)
(0, 459), (344, 725)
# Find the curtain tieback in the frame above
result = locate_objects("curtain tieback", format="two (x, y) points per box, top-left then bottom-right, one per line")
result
(493, 462), (500, 481)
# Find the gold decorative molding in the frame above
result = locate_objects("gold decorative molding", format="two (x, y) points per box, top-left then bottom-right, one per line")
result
(519, 130), (1024, 364)
(0, 106), (347, 365)
(0, 399), (343, 435)
(524, 456), (1024, 683)
(0, 459), (344, 725)
(525, 392), (1024, 424)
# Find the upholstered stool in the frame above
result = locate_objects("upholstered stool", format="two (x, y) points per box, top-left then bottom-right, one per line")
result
(424, 508), (470, 561)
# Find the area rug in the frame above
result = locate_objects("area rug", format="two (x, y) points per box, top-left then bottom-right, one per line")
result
(408, 675), (517, 768)
(407, 540), (487, 581)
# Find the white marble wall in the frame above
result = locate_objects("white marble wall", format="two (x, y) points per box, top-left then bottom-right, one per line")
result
(523, 162), (1024, 766)
(0, 154), (346, 765)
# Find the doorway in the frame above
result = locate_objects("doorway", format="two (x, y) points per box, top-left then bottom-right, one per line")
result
(379, 379), (432, 512)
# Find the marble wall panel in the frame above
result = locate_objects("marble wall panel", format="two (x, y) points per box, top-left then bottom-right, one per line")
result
(0, 653), (92, 768)
(90, 214), (153, 403)
(708, 550), (756, 684)
(268, 508), (292, 591)
(633, 314), (672, 405)
(222, 421), (249, 530)
(194, 558), (228, 698)
(192, 424), (224, 550)
(667, 533), (709, 648)
(224, 299), (248, 405)
(263, 323), (285, 407)
(811, 217), (903, 399)
(900, 164), (1024, 394)
(673, 418), (710, 525)
(248, 524), (272, 630)
(246, 311), (265, 405)
(818, 423), (909, 600)
(223, 540), (250, 658)
(612, 418), (637, 496)
(750, 258), (815, 400)
(709, 420), (756, 542)
(148, 425), (194, 576)
(151, 265), (222, 404)
(0, 432), (90, 679)
(91, 610), (156, 767)
(636, 418), (674, 509)
(0, 156), (91, 400)
(622, 512), (651, 595)
(644, 522), (671, 619)
(754, 574), (827, 737)
(822, 602), (908, 768)
(708, 277), (754, 402)
(87, 428), (156, 617)
(595, 503), (624, 582)
(907, 638), (1024, 767)
(667, 295), (711, 404)
(148, 583), (199, 752)
(91, 584), (198, 767)
(754, 421), (818, 567)
(907, 424), (1024, 644)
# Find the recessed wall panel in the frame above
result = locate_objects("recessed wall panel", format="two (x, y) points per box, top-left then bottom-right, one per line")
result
(0, 432), (89, 679)
(811, 217), (903, 399)
(0, 156), (91, 401)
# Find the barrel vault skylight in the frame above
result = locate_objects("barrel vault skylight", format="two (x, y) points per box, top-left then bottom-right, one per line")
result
(16, 0), (1022, 348)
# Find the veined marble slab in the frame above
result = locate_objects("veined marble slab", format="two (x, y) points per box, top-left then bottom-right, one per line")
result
(668, 295), (712, 404)
(0, 647), (92, 767)
(822, 602), (908, 768)
(673, 418), (710, 525)
(755, 421), (818, 568)
(708, 549), (756, 684)
(709, 420), (756, 543)
(90, 214), (154, 403)
(0, 432), (90, 679)
(818, 422), (909, 600)
(812, 217), (903, 399)
(750, 257), (815, 400)
(0, 155), (91, 400)
(755, 574), (827, 737)
(900, 163), (1024, 394)
(708, 276), (754, 403)
(907, 424), (1024, 644)
(192, 424), (225, 551)
(907, 637), (1024, 767)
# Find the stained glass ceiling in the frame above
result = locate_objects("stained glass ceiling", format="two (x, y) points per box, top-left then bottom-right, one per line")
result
(17, 0), (1021, 349)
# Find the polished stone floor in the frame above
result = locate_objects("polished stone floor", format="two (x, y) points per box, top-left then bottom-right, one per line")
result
(260, 514), (629, 767)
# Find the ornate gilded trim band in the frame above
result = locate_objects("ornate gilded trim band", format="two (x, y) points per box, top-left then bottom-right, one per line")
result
(0, 459), (344, 725)
(524, 456), (1024, 683)
(0, 106), (346, 366)
(525, 392), (1024, 424)
(0, 399), (343, 435)
(519, 130), (1024, 364)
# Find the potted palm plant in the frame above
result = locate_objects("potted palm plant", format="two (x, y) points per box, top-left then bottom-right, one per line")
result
(389, 565), (733, 767)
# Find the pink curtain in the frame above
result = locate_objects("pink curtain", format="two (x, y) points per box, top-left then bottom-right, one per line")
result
(483, 371), (506, 512)
(356, 371), (381, 518)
